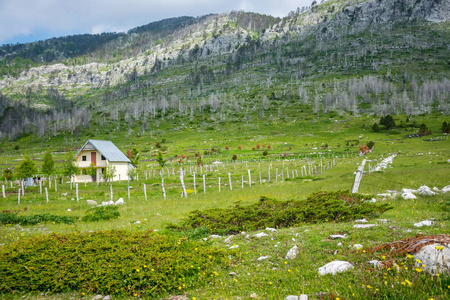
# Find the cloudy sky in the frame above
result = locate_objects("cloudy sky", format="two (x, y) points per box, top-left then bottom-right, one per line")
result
(0, 0), (313, 45)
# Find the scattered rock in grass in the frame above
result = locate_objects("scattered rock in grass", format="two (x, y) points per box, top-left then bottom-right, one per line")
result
(92, 295), (103, 300)
(115, 198), (125, 205)
(355, 218), (368, 223)
(133, 221), (141, 224)
(230, 245), (239, 249)
(433, 187), (440, 192)
(103, 296), (111, 300)
(366, 198), (377, 203)
(414, 220), (434, 227)
(285, 296), (299, 300)
(250, 294), (257, 298)
(353, 224), (377, 229)
(254, 232), (268, 238)
(86, 200), (97, 206)
(368, 260), (383, 268)
(15, 224), (24, 231)
(224, 235), (234, 244)
(266, 227), (277, 232)
(299, 295), (308, 300)
(377, 193), (393, 199)
(101, 200), (114, 206)
(257, 256), (269, 261)
(318, 260), (354, 275)
(241, 231), (246, 235)
(442, 185), (450, 193)
(337, 242), (343, 247)
(352, 244), (364, 250)
(168, 295), (188, 300)
(229, 272), (237, 276)
(401, 192), (417, 200)
(67, 209), (71, 212)
(329, 234), (347, 239)
(71, 198), (75, 201)
(414, 243), (450, 274)
(209, 235), (222, 239)
(285, 245), (299, 260)
(376, 219), (388, 223)
(61, 193), (68, 196)
(417, 186), (436, 196)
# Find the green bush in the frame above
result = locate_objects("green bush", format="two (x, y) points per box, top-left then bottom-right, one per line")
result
(0, 230), (229, 297)
(168, 191), (393, 235)
(82, 206), (120, 222)
(0, 213), (77, 225)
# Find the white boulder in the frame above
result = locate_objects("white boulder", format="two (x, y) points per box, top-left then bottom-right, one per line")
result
(414, 220), (434, 227)
(254, 232), (269, 238)
(329, 234), (347, 239)
(442, 185), (450, 193)
(353, 224), (377, 229)
(318, 260), (354, 275)
(355, 218), (368, 223)
(285, 245), (299, 260)
(86, 200), (98, 206)
(265, 227), (277, 232)
(417, 186), (436, 196)
(401, 192), (417, 200)
(414, 243), (450, 274)
(115, 198), (125, 205)
(352, 244), (364, 250)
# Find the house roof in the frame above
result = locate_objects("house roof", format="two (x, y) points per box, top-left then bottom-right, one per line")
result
(75, 140), (131, 163)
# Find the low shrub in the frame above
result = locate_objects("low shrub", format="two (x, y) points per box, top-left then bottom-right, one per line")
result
(168, 191), (393, 235)
(81, 206), (120, 222)
(0, 230), (229, 297)
(0, 213), (77, 225)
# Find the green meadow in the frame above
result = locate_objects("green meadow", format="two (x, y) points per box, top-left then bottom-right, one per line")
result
(0, 112), (449, 299)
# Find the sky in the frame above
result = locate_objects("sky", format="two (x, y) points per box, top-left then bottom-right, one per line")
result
(0, 0), (313, 46)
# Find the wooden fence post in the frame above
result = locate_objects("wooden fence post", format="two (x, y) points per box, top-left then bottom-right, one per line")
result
(203, 175), (206, 194)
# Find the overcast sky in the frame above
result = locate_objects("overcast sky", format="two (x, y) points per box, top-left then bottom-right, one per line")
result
(0, 0), (313, 45)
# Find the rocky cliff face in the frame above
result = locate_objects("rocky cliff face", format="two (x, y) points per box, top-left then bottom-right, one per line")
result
(0, 0), (448, 94)
(317, 0), (450, 39)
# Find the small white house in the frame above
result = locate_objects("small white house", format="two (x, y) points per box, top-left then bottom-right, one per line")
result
(73, 139), (134, 182)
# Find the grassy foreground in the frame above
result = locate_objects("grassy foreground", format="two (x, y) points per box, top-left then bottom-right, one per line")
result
(0, 114), (449, 299)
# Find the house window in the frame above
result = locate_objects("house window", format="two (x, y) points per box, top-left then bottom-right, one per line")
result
(101, 155), (106, 161)
(82, 156), (87, 161)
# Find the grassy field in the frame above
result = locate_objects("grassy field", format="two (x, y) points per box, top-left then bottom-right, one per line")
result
(0, 113), (449, 299)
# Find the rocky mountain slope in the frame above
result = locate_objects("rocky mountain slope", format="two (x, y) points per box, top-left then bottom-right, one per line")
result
(0, 0), (449, 140)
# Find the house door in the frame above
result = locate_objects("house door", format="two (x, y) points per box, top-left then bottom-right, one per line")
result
(91, 152), (97, 166)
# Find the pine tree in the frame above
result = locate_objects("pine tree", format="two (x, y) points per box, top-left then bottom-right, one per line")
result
(42, 151), (55, 179)
(17, 156), (37, 179)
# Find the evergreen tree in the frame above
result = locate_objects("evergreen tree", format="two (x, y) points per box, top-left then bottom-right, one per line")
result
(42, 151), (55, 179)
(380, 115), (395, 130)
(442, 121), (450, 134)
(17, 156), (37, 179)
(156, 152), (165, 168)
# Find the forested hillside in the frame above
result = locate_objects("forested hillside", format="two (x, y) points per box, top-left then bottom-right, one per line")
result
(0, 0), (449, 142)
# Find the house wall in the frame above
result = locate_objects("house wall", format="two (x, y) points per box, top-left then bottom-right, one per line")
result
(73, 160), (133, 183)
(111, 162), (132, 182)
(76, 150), (107, 168)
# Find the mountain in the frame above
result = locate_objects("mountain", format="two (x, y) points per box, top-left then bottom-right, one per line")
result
(0, 0), (449, 141)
